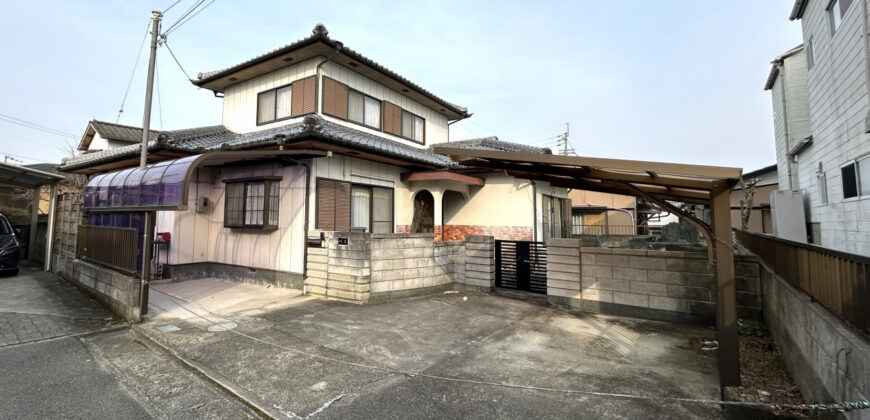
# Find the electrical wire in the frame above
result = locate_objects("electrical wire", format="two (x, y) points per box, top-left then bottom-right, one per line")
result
(0, 114), (77, 139)
(163, 0), (183, 14)
(164, 0), (215, 37)
(0, 131), (69, 153)
(163, 40), (192, 80)
(116, 21), (152, 123)
(163, 0), (205, 34)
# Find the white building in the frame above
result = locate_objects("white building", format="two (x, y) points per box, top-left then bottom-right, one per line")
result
(766, 0), (870, 255)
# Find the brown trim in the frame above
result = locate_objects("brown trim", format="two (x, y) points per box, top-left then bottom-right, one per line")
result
(223, 178), (280, 230)
(401, 171), (484, 185)
(222, 175), (282, 183)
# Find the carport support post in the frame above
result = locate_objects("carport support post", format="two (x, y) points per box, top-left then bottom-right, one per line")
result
(28, 185), (40, 261)
(43, 183), (57, 271)
(712, 190), (740, 393)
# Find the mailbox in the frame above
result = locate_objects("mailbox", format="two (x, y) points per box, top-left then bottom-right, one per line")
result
(155, 232), (171, 244)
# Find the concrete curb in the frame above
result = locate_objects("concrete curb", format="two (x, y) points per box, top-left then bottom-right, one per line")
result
(0, 324), (131, 349)
(131, 324), (282, 420)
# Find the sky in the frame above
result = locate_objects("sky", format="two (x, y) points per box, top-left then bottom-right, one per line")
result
(0, 0), (802, 172)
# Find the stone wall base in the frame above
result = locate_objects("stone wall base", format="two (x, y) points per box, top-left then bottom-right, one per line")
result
(163, 262), (304, 289)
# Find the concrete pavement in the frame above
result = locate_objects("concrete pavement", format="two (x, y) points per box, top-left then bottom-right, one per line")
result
(0, 264), (259, 419)
(139, 278), (726, 419)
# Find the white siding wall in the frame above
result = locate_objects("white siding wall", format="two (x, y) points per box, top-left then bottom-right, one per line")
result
(771, 50), (812, 190)
(320, 61), (449, 147)
(797, 0), (870, 255)
(156, 163), (307, 273)
(221, 58), (320, 133)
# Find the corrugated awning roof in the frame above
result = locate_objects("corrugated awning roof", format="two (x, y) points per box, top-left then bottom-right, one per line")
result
(0, 161), (65, 189)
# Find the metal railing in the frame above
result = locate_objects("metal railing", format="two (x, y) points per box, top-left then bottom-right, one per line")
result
(76, 225), (139, 273)
(571, 224), (649, 236)
(735, 229), (870, 335)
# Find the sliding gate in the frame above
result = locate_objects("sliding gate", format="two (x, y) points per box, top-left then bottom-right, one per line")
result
(495, 240), (547, 293)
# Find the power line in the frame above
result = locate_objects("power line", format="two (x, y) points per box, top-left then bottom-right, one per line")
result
(163, 40), (192, 80)
(164, 0), (206, 33)
(2, 152), (58, 164)
(164, 0), (215, 36)
(0, 131), (69, 153)
(163, 0), (183, 14)
(117, 21), (152, 123)
(0, 113), (77, 139)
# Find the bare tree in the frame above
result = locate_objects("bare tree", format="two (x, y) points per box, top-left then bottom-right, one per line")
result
(739, 177), (761, 231)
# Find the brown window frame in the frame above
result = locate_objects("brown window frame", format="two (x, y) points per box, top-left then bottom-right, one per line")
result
(223, 177), (281, 230)
(315, 177), (394, 233)
(400, 110), (426, 144)
(255, 76), (317, 126)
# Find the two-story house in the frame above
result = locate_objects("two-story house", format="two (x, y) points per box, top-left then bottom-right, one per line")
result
(765, 1), (870, 255)
(59, 24), (571, 289)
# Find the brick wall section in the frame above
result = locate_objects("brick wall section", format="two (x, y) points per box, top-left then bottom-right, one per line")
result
(577, 248), (762, 320)
(370, 233), (465, 295)
(545, 238), (582, 302)
(395, 225), (532, 242)
(462, 235), (495, 291)
(442, 225), (533, 242)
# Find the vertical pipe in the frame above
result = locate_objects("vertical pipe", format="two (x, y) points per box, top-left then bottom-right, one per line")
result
(712, 191), (740, 393)
(44, 183), (58, 271)
(139, 10), (162, 170)
(28, 185), (40, 261)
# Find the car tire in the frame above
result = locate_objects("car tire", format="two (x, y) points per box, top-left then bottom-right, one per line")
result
(9, 269), (18, 276)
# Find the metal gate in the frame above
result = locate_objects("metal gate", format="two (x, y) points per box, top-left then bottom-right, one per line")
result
(495, 240), (547, 293)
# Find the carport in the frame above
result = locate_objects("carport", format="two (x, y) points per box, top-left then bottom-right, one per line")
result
(0, 162), (65, 271)
(433, 146), (743, 393)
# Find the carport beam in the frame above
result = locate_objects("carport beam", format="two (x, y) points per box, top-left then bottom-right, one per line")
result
(712, 190), (740, 392)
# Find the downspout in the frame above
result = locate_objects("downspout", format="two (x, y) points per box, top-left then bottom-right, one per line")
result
(532, 181), (538, 242)
(779, 63), (795, 190)
(316, 44), (343, 115)
(863, 0), (870, 132)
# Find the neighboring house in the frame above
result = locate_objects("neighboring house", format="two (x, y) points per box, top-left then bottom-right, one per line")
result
(567, 190), (638, 236)
(58, 24), (571, 286)
(730, 164), (779, 234)
(769, 0), (870, 254)
(77, 120), (160, 153)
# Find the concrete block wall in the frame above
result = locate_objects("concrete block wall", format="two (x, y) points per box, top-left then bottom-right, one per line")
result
(546, 238), (582, 306)
(461, 235), (495, 291)
(762, 267), (870, 415)
(56, 258), (142, 321)
(547, 244), (762, 324)
(304, 231), (372, 302)
(370, 233), (464, 299)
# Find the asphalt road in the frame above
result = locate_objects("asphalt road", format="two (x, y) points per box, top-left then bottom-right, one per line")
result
(0, 336), (151, 420)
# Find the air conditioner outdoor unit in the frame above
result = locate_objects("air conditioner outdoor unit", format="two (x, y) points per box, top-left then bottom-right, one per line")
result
(769, 189), (807, 243)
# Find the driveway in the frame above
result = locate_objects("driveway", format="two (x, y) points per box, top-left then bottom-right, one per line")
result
(139, 278), (725, 419)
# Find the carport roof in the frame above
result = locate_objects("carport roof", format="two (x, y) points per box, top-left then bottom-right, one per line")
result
(433, 146), (742, 204)
(0, 161), (65, 189)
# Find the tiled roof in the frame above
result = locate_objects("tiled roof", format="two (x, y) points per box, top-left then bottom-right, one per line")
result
(90, 120), (162, 143)
(60, 116), (551, 172)
(443, 137), (552, 155)
(193, 24), (470, 119)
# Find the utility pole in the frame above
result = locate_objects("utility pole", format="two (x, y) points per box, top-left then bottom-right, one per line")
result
(140, 10), (163, 170)
(558, 122), (572, 156)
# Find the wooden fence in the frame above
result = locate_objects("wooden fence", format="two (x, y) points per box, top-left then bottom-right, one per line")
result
(571, 224), (650, 236)
(76, 225), (139, 273)
(735, 229), (870, 335)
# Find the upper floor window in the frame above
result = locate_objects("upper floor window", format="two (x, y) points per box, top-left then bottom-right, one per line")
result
(256, 76), (317, 126)
(402, 111), (425, 143)
(225, 178), (280, 229)
(829, 0), (853, 34)
(348, 90), (381, 129)
(258, 85), (292, 125)
(841, 155), (870, 199)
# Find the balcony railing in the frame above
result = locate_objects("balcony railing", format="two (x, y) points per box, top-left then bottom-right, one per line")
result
(735, 229), (870, 335)
(571, 224), (649, 236)
(76, 225), (139, 273)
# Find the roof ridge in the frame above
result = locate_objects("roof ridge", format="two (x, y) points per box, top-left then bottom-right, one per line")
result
(90, 119), (165, 133)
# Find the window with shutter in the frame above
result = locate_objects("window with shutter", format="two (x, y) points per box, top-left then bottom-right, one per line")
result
(290, 76), (316, 116)
(316, 178), (393, 232)
(322, 77), (348, 119)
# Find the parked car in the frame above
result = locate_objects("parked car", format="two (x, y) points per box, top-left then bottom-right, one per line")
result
(0, 213), (21, 276)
